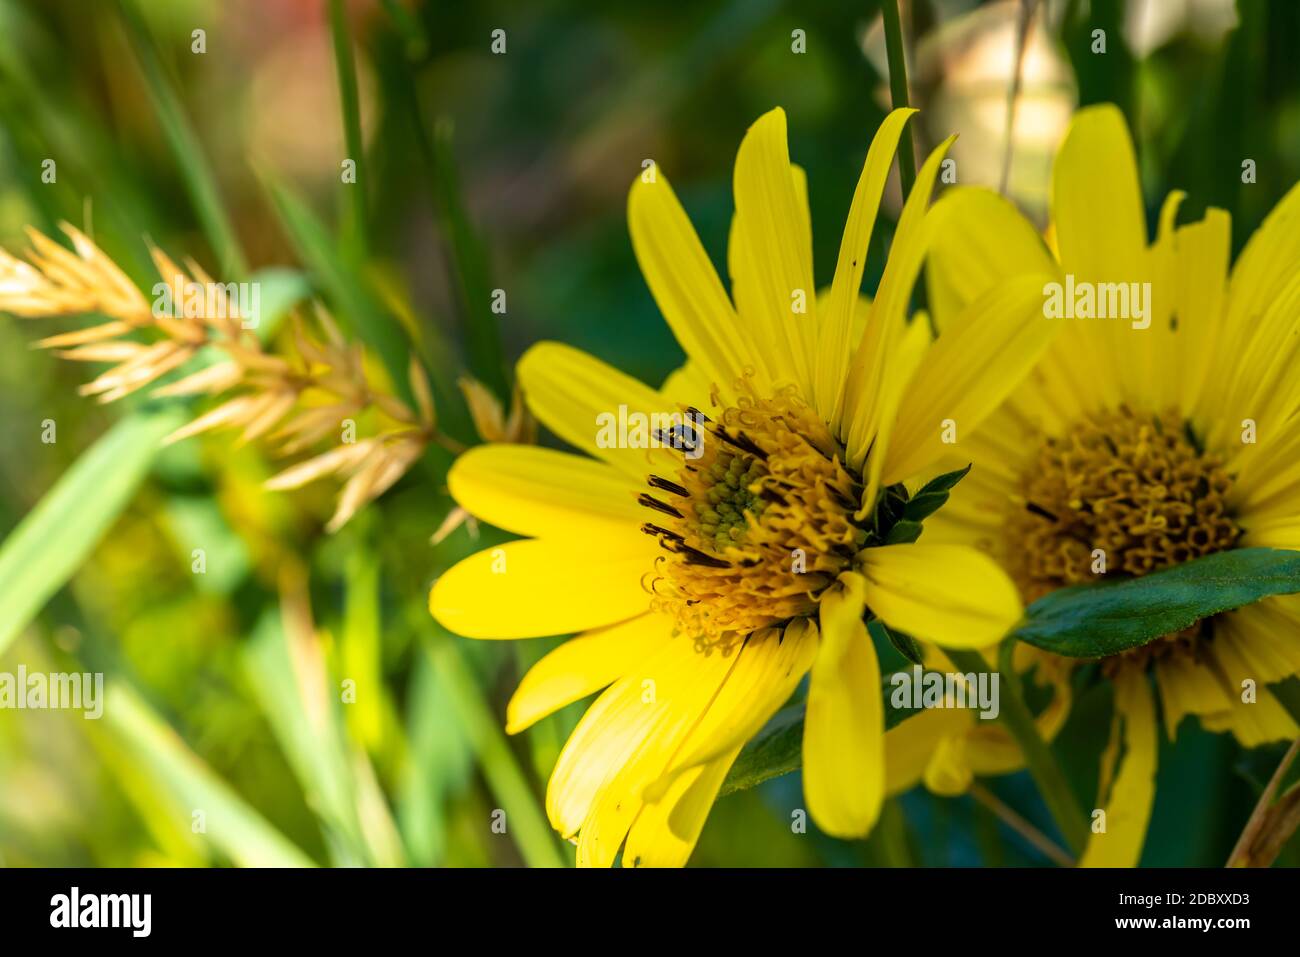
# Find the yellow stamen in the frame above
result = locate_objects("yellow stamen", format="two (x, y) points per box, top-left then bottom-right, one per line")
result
(1005, 406), (1239, 668)
(641, 384), (868, 647)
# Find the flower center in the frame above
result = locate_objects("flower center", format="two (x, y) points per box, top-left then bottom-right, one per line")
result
(640, 386), (867, 648)
(1005, 406), (1240, 667)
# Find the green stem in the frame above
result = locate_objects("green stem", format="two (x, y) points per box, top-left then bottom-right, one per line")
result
(388, 37), (509, 400)
(430, 119), (510, 401)
(998, 0), (1037, 195)
(946, 647), (1088, 856)
(117, 0), (248, 278)
(426, 629), (567, 868)
(879, 0), (918, 199)
(328, 0), (369, 258)
(969, 781), (1075, 867)
(380, 0), (428, 57)
(868, 798), (915, 866)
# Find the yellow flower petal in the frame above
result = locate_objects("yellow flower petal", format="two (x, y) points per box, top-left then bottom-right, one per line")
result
(884, 705), (970, 796)
(430, 538), (653, 639)
(860, 544), (1022, 648)
(925, 186), (1058, 331)
(543, 635), (717, 837)
(1228, 414), (1300, 521)
(1080, 666), (1156, 868)
(562, 639), (740, 865)
(1200, 688), (1299, 747)
(505, 613), (672, 734)
(730, 107), (818, 396)
(815, 107), (916, 419)
(628, 171), (752, 398)
(803, 572), (884, 837)
(789, 162), (814, 292)
(1226, 178), (1300, 343)
(660, 360), (714, 412)
(922, 186), (1097, 431)
(840, 135), (956, 477)
(1153, 651), (1232, 739)
(1172, 209), (1232, 421)
(1052, 104), (1147, 284)
(517, 341), (677, 478)
(448, 443), (643, 540)
(649, 620), (818, 796)
(623, 744), (740, 868)
(882, 273), (1060, 484)
(1203, 607), (1300, 747)
(922, 734), (974, 796)
(1208, 270), (1300, 462)
(1214, 600), (1300, 682)
(1045, 105), (1150, 409)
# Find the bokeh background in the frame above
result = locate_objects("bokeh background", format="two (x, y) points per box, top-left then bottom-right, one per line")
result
(1, 0), (1298, 867)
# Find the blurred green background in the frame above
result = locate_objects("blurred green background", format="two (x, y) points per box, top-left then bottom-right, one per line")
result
(1, 0), (1298, 867)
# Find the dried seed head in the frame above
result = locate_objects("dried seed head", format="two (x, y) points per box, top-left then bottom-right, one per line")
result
(0, 225), (437, 532)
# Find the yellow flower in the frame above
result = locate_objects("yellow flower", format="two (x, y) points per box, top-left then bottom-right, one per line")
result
(919, 103), (1300, 866)
(431, 107), (1052, 866)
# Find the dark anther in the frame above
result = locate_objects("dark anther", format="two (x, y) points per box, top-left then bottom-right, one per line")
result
(664, 541), (731, 568)
(653, 427), (700, 455)
(1026, 501), (1059, 522)
(638, 493), (684, 518)
(715, 427), (767, 459)
(648, 475), (690, 497)
(829, 487), (857, 509)
(641, 522), (684, 543)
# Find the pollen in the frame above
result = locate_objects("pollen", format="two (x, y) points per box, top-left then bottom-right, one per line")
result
(1004, 406), (1240, 668)
(640, 384), (868, 648)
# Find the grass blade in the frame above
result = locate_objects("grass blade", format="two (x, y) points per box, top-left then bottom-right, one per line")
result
(262, 174), (419, 405)
(0, 408), (184, 656)
(243, 605), (403, 866)
(117, 0), (249, 277)
(429, 120), (508, 399)
(103, 681), (315, 867)
(397, 648), (474, 866)
(425, 627), (567, 868)
(328, 0), (369, 258)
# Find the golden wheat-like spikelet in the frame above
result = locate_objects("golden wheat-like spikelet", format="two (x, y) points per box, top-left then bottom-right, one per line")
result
(427, 377), (536, 545)
(0, 222), (440, 532)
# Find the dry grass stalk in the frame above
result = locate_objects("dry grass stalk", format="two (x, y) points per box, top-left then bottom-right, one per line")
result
(0, 222), (441, 531)
(427, 376), (536, 545)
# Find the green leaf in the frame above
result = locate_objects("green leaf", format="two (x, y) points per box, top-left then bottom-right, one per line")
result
(103, 681), (315, 867)
(425, 627), (568, 868)
(884, 519), (923, 545)
(397, 648), (474, 866)
(242, 608), (403, 867)
(327, 0), (369, 255)
(719, 675), (924, 797)
(903, 463), (971, 523)
(868, 465), (970, 546)
(872, 618), (923, 666)
(429, 119), (509, 400)
(247, 266), (311, 342)
(340, 549), (385, 752)
(718, 705), (804, 797)
(118, 0), (248, 277)
(262, 176), (414, 402)
(0, 409), (184, 656)
(1014, 547), (1300, 658)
